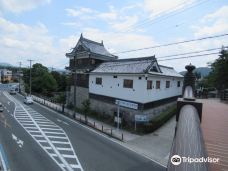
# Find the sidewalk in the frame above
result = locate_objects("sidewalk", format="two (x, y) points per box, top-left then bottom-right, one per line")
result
(32, 95), (175, 167)
(200, 99), (228, 171)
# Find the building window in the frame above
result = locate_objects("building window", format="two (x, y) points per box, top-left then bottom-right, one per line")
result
(96, 77), (102, 85)
(123, 79), (133, 88)
(147, 80), (152, 89)
(156, 81), (160, 89)
(166, 81), (170, 88)
(113, 75), (117, 78)
(177, 81), (181, 87)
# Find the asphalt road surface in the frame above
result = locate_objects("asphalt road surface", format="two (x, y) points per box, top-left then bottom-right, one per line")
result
(0, 90), (166, 171)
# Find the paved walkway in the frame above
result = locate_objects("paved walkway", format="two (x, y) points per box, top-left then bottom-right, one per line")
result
(200, 99), (228, 171)
(124, 116), (175, 166)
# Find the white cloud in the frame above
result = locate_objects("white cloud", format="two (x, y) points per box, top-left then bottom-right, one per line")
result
(64, 5), (142, 32)
(193, 5), (228, 37)
(111, 15), (138, 31)
(65, 7), (96, 17)
(144, 0), (195, 18)
(0, 17), (67, 68)
(0, 0), (51, 13)
(98, 11), (118, 21)
(61, 22), (82, 28)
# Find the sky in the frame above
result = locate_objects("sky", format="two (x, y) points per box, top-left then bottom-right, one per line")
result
(0, 0), (227, 71)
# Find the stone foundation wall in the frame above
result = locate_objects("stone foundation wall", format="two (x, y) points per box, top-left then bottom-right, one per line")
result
(90, 98), (176, 123)
(67, 86), (89, 108)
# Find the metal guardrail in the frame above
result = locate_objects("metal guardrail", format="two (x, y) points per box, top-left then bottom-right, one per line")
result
(221, 89), (228, 101)
(167, 85), (208, 170)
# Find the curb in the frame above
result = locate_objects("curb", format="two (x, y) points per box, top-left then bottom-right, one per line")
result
(0, 144), (9, 171)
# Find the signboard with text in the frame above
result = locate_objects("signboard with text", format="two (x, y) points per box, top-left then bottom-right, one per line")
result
(115, 100), (138, 110)
(135, 115), (149, 122)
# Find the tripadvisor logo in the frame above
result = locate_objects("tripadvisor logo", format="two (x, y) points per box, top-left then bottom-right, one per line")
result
(170, 155), (219, 165)
(171, 155), (181, 165)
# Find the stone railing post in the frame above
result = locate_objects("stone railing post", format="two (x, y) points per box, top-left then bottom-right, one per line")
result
(183, 63), (196, 94)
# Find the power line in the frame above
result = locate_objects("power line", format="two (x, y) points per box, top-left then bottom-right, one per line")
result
(113, 33), (228, 54)
(157, 47), (227, 59)
(90, 0), (209, 46)
(157, 52), (219, 62)
(122, 0), (195, 32)
(125, 0), (209, 33)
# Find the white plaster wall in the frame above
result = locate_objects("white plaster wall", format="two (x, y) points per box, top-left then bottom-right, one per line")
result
(89, 74), (183, 103)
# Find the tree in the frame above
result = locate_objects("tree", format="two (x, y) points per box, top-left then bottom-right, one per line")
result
(51, 71), (67, 92)
(195, 71), (201, 80)
(22, 63), (57, 95)
(207, 47), (228, 90)
(82, 99), (90, 123)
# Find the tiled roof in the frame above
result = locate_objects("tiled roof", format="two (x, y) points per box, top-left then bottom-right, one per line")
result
(81, 38), (116, 58)
(92, 56), (183, 77)
(149, 65), (183, 77)
(66, 34), (117, 60)
(91, 56), (155, 74)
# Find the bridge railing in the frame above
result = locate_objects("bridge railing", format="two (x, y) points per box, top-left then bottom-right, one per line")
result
(167, 64), (209, 171)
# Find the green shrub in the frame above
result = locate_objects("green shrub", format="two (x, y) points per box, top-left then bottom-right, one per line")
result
(142, 105), (176, 133)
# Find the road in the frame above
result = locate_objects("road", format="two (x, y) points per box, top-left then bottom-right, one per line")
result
(0, 89), (165, 171)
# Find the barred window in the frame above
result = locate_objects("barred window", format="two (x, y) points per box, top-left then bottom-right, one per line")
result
(177, 81), (181, 87)
(123, 79), (133, 88)
(166, 81), (170, 88)
(156, 81), (160, 89)
(96, 77), (102, 85)
(147, 80), (152, 89)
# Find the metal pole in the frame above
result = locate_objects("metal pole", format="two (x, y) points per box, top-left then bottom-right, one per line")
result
(18, 62), (22, 93)
(27, 59), (34, 96)
(135, 119), (136, 131)
(73, 56), (76, 119)
(117, 101), (120, 131)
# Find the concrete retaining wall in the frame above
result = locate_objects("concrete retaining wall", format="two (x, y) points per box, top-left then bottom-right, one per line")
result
(90, 98), (176, 123)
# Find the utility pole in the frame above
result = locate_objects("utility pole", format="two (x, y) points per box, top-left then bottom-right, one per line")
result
(73, 56), (77, 119)
(18, 62), (22, 93)
(27, 59), (34, 96)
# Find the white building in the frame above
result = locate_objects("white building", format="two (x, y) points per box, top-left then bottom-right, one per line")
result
(66, 35), (184, 123)
(0, 69), (12, 83)
(89, 56), (183, 122)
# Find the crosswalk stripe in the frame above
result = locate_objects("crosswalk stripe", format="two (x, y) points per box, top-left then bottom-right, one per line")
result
(52, 141), (70, 144)
(57, 147), (72, 151)
(62, 154), (76, 159)
(3, 91), (83, 171)
(47, 136), (68, 139)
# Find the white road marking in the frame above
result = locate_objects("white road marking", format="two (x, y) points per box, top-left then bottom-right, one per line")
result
(12, 134), (24, 148)
(34, 98), (167, 168)
(47, 135), (68, 139)
(45, 131), (65, 135)
(4, 92), (83, 171)
(63, 154), (76, 159)
(57, 147), (72, 151)
(57, 119), (69, 126)
(52, 141), (70, 145)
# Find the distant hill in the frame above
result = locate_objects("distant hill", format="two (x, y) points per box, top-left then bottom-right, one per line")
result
(0, 62), (13, 67)
(48, 67), (68, 74)
(180, 67), (212, 78)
